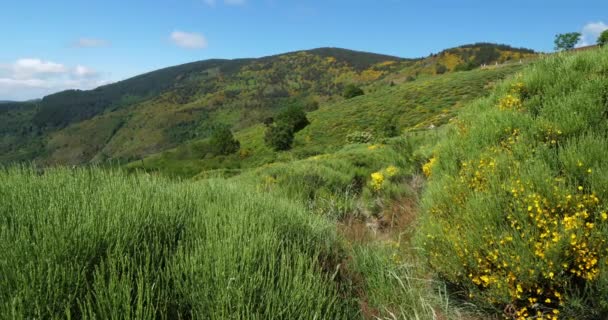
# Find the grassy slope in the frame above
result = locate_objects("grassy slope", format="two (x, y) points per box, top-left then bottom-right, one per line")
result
(417, 47), (608, 318)
(128, 63), (526, 178)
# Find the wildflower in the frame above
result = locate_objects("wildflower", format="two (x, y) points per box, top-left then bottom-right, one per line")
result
(385, 165), (399, 177)
(370, 172), (384, 191)
(423, 156), (437, 177)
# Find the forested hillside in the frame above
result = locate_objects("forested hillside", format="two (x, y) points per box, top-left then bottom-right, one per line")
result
(0, 43), (536, 168)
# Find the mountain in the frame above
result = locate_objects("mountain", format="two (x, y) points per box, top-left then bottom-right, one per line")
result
(0, 43), (537, 167)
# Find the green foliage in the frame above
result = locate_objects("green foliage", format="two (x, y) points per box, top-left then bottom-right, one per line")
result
(554, 32), (582, 51)
(263, 106), (310, 151)
(237, 138), (412, 219)
(598, 30), (608, 46)
(208, 125), (240, 155)
(0, 167), (358, 319)
(346, 131), (374, 144)
(343, 84), (365, 99)
(417, 47), (608, 319)
(264, 121), (295, 151)
(276, 106), (310, 133)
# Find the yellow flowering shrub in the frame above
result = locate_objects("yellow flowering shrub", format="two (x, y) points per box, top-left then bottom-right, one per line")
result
(422, 156), (437, 177)
(384, 165), (399, 177)
(370, 172), (384, 191)
(418, 51), (608, 319)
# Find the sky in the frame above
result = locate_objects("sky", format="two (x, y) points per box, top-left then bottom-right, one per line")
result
(0, 0), (606, 101)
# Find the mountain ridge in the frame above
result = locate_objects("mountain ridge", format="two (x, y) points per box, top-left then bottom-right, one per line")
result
(0, 43), (538, 167)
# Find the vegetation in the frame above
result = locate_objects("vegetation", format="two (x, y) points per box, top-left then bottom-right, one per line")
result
(0, 167), (358, 319)
(598, 29), (608, 47)
(11, 42), (596, 320)
(343, 84), (365, 99)
(264, 121), (296, 151)
(554, 32), (581, 51)
(208, 125), (240, 155)
(263, 106), (310, 151)
(417, 47), (608, 319)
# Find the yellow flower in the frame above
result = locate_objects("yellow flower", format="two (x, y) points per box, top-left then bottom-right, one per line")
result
(385, 165), (399, 177)
(423, 156), (437, 177)
(370, 172), (385, 191)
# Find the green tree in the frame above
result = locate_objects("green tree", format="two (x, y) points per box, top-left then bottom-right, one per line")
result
(554, 32), (581, 51)
(598, 30), (608, 47)
(263, 106), (310, 151)
(343, 84), (364, 99)
(264, 121), (294, 151)
(276, 106), (310, 132)
(209, 125), (240, 155)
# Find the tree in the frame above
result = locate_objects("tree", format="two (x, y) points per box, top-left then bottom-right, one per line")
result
(209, 125), (240, 155)
(343, 84), (364, 99)
(263, 106), (310, 151)
(276, 106), (309, 132)
(598, 30), (608, 47)
(264, 121), (294, 151)
(554, 32), (581, 51)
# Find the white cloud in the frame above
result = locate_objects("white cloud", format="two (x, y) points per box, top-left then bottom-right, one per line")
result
(0, 58), (109, 101)
(577, 21), (608, 47)
(170, 31), (208, 49)
(12, 59), (67, 79)
(203, 0), (246, 6)
(73, 37), (109, 48)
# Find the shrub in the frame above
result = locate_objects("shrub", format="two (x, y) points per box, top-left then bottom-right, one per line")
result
(264, 121), (295, 151)
(343, 84), (364, 99)
(264, 106), (310, 151)
(346, 131), (374, 144)
(416, 48), (608, 319)
(435, 64), (448, 74)
(208, 125), (240, 155)
(276, 106), (310, 132)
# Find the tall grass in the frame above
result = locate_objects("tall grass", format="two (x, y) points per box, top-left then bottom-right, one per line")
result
(0, 167), (358, 319)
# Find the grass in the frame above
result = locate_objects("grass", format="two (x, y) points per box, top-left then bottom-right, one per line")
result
(0, 167), (359, 319)
(9, 47), (608, 320)
(416, 47), (608, 319)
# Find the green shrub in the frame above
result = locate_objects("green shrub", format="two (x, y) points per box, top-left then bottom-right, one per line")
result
(276, 106), (310, 132)
(435, 64), (448, 74)
(264, 121), (295, 151)
(264, 106), (310, 151)
(416, 47), (608, 319)
(343, 84), (364, 99)
(346, 131), (374, 144)
(208, 125), (240, 155)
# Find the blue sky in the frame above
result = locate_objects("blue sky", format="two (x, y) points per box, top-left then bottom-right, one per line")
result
(0, 0), (606, 100)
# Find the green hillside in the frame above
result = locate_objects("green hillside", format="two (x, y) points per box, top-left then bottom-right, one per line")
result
(128, 63), (526, 178)
(0, 43), (536, 167)
(4, 44), (608, 320)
